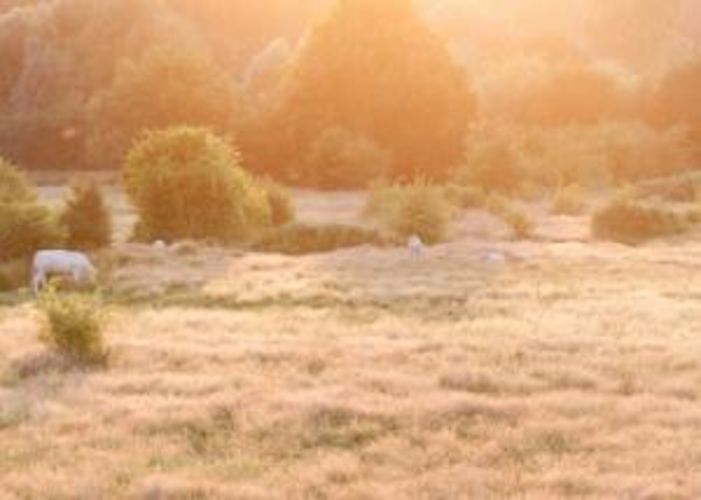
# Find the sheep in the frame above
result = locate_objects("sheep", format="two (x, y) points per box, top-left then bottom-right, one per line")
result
(31, 250), (97, 295)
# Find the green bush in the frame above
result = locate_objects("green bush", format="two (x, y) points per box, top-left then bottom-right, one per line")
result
(551, 184), (587, 215)
(390, 181), (453, 244)
(0, 158), (36, 204)
(124, 127), (271, 243)
(259, 177), (295, 226)
(592, 197), (688, 244)
(254, 223), (383, 255)
(302, 127), (393, 190)
(38, 288), (108, 366)
(0, 203), (65, 262)
(61, 181), (112, 250)
(365, 180), (453, 244)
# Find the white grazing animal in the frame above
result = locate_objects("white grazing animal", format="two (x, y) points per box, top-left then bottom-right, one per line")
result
(408, 234), (424, 259)
(31, 250), (97, 294)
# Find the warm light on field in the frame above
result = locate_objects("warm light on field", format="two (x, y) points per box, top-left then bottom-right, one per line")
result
(1, 0), (700, 498)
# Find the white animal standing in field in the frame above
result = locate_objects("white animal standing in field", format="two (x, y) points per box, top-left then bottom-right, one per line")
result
(408, 234), (425, 260)
(31, 250), (97, 295)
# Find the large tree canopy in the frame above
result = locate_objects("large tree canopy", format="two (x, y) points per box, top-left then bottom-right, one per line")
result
(248, 0), (475, 181)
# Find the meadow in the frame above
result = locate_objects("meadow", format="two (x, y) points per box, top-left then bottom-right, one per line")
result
(1, 184), (701, 499)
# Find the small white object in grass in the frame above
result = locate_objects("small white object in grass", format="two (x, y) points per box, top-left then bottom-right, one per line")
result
(408, 234), (424, 259)
(31, 250), (97, 295)
(482, 250), (507, 264)
(153, 240), (167, 250)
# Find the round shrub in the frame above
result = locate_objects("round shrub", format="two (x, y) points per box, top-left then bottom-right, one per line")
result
(592, 197), (687, 244)
(390, 181), (452, 244)
(0, 203), (65, 262)
(124, 127), (271, 242)
(61, 181), (112, 250)
(38, 288), (108, 366)
(0, 157), (36, 204)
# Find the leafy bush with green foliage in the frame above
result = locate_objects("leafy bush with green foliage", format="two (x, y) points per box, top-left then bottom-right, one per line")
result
(0, 203), (65, 262)
(551, 184), (587, 215)
(370, 181), (453, 244)
(0, 158), (36, 204)
(259, 177), (295, 226)
(592, 197), (688, 244)
(302, 128), (393, 189)
(254, 223), (382, 255)
(61, 181), (112, 250)
(38, 288), (108, 366)
(124, 127), (271, 242)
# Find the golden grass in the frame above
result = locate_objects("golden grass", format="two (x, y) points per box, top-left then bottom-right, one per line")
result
(2, 189), (701, 498)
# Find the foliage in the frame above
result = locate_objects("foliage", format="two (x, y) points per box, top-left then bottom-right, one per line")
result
(444, 184), (488, 210)
(124, 127), (271, 243)
(458, 131), (524, 195)
(247, 0), (475, 181)
(254, 223), (383, 255)
(0, 157), (36, 204)
(632, 172), (701, 203)
(0, 202), (65, 262)
(259, 177), (295, 226)
(457, 121), (696, 194)
(486, 195), (535, 240)
(89, 46), (240, 168)
(0, 0), (195, 170)
(379, 181), (453, 244)
(38, 287), (108, 366)
(592, 196), (688, 244)
(61, 181), (112, 249)
(551, 184), (587, 215)
(0, 259), (27, 292)
(302, 127), (393, 189)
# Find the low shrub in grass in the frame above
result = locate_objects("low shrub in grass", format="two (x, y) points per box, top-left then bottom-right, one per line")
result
(592, 197), (688, 244)
(38, 288), (108, 366)
(254, 223), (383, 255)
(487, 196), (535, 240)
(551, 184), (587, 215)
(391, 182), (453, 244)
(0, 203), (65, 262)
(61, 181), (112, 250)
(367, 180), (453, 244)
(259, 177), (295, 226)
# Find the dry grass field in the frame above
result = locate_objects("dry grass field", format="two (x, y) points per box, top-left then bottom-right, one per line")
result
(2, 187), (701, 499)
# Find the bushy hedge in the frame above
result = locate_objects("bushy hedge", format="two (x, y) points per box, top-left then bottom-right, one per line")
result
(254, 223), (382, 255)
(592, 197), (688, 244)
(124, 127), (271, 243)
(61, 181), (112, 250)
